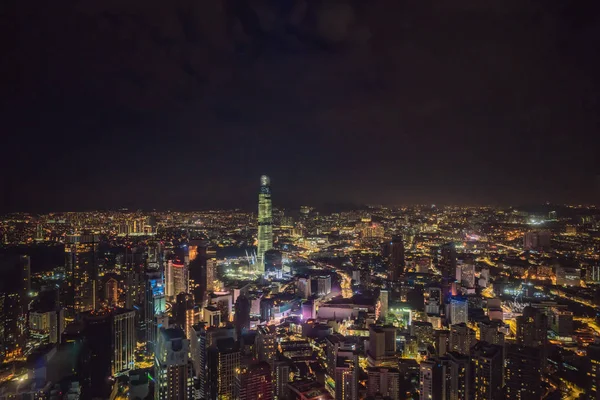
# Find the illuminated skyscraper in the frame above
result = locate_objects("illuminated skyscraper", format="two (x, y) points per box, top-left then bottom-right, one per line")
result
(112, 309), (136, 375)
(166, 258), (188, 300)
(256, 175), (273, 275)
(65, 234), (99, 313)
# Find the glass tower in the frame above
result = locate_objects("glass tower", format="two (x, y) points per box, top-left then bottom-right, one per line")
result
(257, 175), (273, 275)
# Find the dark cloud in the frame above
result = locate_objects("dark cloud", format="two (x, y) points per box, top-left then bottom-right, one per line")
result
(2, 0), (599, 211)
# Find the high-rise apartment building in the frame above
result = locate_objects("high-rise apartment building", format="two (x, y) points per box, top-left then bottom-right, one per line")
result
(420, 359), (445, 400)
(504, 344), (542, 399)
(367, 367), (401, 400)
(257, 175), (274, 275)
(155, 327), (192, 400)
(206, 337), (241, 400)
(256, 325), (277, 368)
(190, 324), (236, 399)
(472, 343), (503, 400)
(449, 323), (475, 356)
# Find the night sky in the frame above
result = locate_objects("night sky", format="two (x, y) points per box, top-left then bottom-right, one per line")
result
(3, 0), (600, 212)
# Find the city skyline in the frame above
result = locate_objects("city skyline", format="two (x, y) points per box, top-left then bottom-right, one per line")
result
(2, 1), (600, 398)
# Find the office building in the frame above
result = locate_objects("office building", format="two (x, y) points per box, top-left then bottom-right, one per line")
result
(65, 235), (99, 313)
(235, 361), (274, 400)
(206, 337), (240, 400)
(155, 327), (192, 400)
(367, 367), (400, 400)
(257, 175), (274, 275)
(145, 272), (165, 351)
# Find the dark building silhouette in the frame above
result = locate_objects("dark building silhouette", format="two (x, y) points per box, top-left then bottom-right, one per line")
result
(207, 337), (241, 400)
(235, 295), (251, 338)
(385, 235), (405, 281)
(0, 255), (30, 360)
(440, 243), (457, 282)
(264, 249), (283, 273)
(504, 344), (542, 399)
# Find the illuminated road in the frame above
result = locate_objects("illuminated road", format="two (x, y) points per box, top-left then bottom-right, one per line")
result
(338, 270), (353, 299)
(551, 288), (598, 309)
(574, 316), (600, 334)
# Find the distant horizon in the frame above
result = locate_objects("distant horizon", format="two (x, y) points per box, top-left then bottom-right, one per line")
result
(3, 201), (598, 215)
